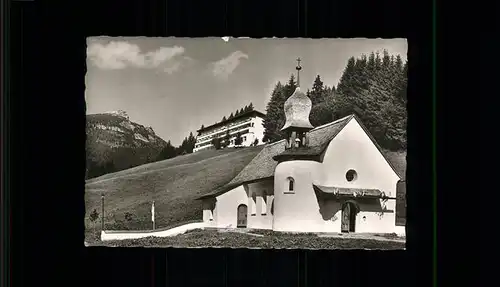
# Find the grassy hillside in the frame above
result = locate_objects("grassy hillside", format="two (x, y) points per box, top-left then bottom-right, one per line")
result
(85, 146), (264, 241)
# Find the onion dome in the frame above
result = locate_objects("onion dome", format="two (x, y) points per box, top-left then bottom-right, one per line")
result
(281, 87), (314, 131)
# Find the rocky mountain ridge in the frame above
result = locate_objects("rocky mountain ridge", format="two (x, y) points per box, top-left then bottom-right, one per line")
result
(86, 111), (167, 179)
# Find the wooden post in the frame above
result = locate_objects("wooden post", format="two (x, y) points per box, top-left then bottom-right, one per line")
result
(101, 194), (104, 231)
(290, 131), (297, 148)
(152, 200), (155, 230)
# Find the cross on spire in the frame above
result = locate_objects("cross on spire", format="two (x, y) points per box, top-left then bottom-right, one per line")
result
(295, 57), (302, 87)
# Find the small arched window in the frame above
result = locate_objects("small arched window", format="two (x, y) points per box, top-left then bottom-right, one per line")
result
(286, 177), (295, 193)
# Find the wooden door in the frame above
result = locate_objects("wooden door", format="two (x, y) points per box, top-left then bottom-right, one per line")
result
(341, 203), (350, 233)
(237, 204), (248, 228)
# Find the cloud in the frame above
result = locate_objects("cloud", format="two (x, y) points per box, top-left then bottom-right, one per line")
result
(211, 51), (249, 80)
(87, 41), (187, 72)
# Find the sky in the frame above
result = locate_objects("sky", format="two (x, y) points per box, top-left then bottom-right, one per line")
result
(85, 37), (407, 146)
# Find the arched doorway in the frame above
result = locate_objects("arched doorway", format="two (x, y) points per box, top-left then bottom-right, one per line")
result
(341, 201), (358, 233)
(237, 204), (248, 228)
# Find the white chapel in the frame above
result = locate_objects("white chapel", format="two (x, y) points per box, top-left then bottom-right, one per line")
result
(196, 61), (406, 235)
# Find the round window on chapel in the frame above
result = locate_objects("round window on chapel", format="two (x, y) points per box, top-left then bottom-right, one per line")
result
(345, 169), (358, 182)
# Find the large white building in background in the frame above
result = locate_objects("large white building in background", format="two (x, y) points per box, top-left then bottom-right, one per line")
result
(193, 110), (266, 153)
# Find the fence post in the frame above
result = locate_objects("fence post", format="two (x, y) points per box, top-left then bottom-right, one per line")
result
(152, 200), (155, 230)
(101, 194), (105, 231)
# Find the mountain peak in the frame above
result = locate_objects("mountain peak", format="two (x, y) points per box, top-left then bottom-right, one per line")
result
(105, 110), (129, 120)
(86, 113), (167, 179)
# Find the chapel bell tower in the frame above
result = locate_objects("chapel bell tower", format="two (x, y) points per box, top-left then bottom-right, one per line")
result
(281, 58), (314, 149)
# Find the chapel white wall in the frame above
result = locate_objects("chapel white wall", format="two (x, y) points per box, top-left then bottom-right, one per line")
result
(320, 118), (401, 233)
(273, 160), (328, 232)
(213, 186), (248, 228)
(246, 180), (274, 230)
(203, 179), (274, 229)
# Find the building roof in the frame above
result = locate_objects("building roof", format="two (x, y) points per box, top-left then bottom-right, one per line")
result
(196, 114), (406, 200)
(197, 110), (266, 133)
(281, 87), (314, 131)
(273, 114), (353, 161)
(196, 140), (286, 199)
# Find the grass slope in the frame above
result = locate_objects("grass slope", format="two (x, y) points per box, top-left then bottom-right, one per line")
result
(85, 146), (264, 241)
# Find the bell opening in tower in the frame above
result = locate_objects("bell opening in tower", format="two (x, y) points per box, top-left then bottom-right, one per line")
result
(284, 128), (310, 150)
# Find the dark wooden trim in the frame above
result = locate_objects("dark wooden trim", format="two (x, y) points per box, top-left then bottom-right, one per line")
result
(273, 154), (321, 163)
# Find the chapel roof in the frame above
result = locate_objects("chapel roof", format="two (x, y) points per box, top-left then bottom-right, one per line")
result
(196, 139), (286, 199)
(273, 114), (353, 161)
(196, 114), (406, 200)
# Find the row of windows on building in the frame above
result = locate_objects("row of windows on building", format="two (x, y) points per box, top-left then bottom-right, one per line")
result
(248, 192), (272, 216)
(195, 129), (250, 149)
(198, 117), (252, 137)
(197, 122), (254, 142)
(229, 136), (247, 145)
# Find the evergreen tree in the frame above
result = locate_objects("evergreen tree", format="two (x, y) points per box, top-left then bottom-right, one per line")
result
(222, 130), (231, 148)
(335, 52), (408, 150)
(229, 112), (234, 119)
(310, 75), (327, 106)
(248, 102), (254, 111)
(368, 52), (376, 73)
(336, 57), (356, 99)
(375, 51), (382, 71)
(309, 83), (337, 128)
(309, 101), (335, 127)
(243, 105), (249, 112)
(186, 132), (196, 153)
(284, 74), (297, 97)
(175, 137), (190, 156)
(262, 82), (286, 143)
(200, 124), (204, 130)
(394, 55), (403, 74)
(235, 110), (240, 116)
(157, 140), (177, 161)
(222, 116), (227, 121)
(234, 132), (243, 146)
(89, 209), (99, 231)
(211, 137), (222, 150)
(104, 161), (115, 174)
(382, 50), (391, 70)
(239, 108), (244, 114)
